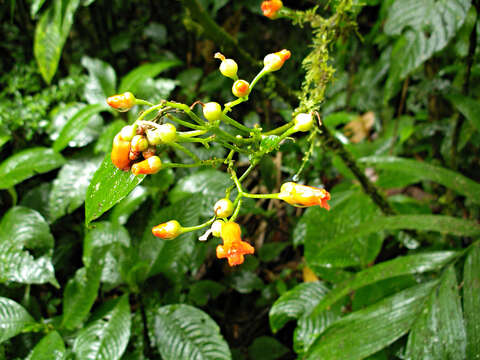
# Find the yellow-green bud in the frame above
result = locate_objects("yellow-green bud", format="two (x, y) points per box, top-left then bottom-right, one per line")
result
(293, 113), (314, 132)
(158, 123), (177, 143)
(203, 102), (223, 122)
(214, 198), (234, 218)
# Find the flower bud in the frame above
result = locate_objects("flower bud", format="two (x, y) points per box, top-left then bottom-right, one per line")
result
(293, 113), (314, 132)
(158, 123), (177, 143)
(263, 49), (291, 72)
(152, 220), (182, 240)
(142, 146), (156, 159)
(111, 134), (132, 171)
(279, 182), (330, 210)
(203, 102), (223, 122)
(131, 156), (162, 176)
(214, 53), (238, 79)
(214, 198), (234, 218)
(106, 92), (136, 112)
(232, 80), (250, 98)
(131, 135), (149, 152)
(211, 220), (224, 237)
(261, 0), (283, 19)
(119, 125), (137, 141)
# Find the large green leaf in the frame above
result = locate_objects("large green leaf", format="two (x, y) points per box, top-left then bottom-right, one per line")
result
(384, 0), (470, 91)
(405, 266), (466, 359)
(147, 304), (231, 360)
(0, 207), (57, 286)
(61, 264), (102, 330)
(49, 156), (102, 222)
(305, 281), (438, 360)
(304, 191), (383, 268)
(26, 331), (65, 360)
(85, 153), (144, 226)
(311, 251), (459, 317)
(269, 282), (330, 333)
(82, 56), (117, 105)
(53, 103), (108, 152)
(34, 0), (81, 83)
(83, 221), (130, 285)
(359, 156), (480, 203)
(0, 297), (35, 344)
(118, 60), (182, 94)
(72, 295), (131, 360)
(0, 147), (65, 189)
(464, 245), (480, 359)
(169, 169), (233, 218)
(110, 186), (148, 225)
(248, 336), (289, 360)
(48, 103), (104, 148)
(447, 93), (480, 132)
(138, 196), (200, 282)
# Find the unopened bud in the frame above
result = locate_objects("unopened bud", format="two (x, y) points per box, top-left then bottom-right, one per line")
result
(131, 135), (149, 152)
(232, 80), (250, 98)
(293, 113), (314, 132)
(131, 156), (162, 176)
(214, 198), (234, 218)
(203, 102), (222, 122)
(152, 220), (182, 240)
(106, 92), (136, 112)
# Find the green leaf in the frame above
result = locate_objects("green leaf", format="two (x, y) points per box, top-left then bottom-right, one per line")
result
(405, 266), (466, 359)
(269, 281), (330, 333)
(384, 0), (470, 81)
(34, 0), (81, 83)
(311, 251), (459, 317)
(30, 0), (47, 17)
(138, 197), (200, 282)
(359, 156), (480, 203)
(110, 186), (148, 225)
(61, 264), (102, 330)
(118, 60), (182, 94)
(20, 183), (52, 221)
(82, 56), (117, 105)
(85, 153), (144, 226)
(0, 207), (57, 286)
(147, 304), (231, 360)
(188, 280), (226, 306)
(464, 244), (480, 359)
(0, 297), (35, 344)
(72, 295), (131, 360)
(94, 120), (125, 155)
(225, 270), (264, 294)
(447, 93), (480, 132)
(26, 331), (65, 360)
(304, 191), (383, 268)
(258, 242), (289, 262)
(53, 103), (108, 152)
(305, 281), (439, 360)
(49, 156), (102, 222)
(169, 169), (232, 218)
(248, 336), (289, 360)
(83, 221), (130, 285)
(0, 147), (65, 189)
(48, 103), (103, 148)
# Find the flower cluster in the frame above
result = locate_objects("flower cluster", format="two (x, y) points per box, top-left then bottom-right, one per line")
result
(107, 48), (329, 267)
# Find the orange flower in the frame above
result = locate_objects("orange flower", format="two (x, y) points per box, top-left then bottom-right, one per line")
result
(278, 182), (331, 210)
(106, 92), (136, 112)
(261, 0), (283, 19)
(216, 222), (254, 266)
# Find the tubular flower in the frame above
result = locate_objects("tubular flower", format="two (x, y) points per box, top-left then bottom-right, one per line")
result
(106, 92), (136, 112)
(152, 220), (182, 240)
(131, 156), (162, 176)
(278, 182), (331, 210)
(263, 49), (291, 72)
(261, 0), (283, 19)
(111, 134), (132, 171)
(216, 222), (254, 266)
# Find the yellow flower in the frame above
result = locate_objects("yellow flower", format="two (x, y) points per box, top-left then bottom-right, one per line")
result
(216, 222), (254, 266)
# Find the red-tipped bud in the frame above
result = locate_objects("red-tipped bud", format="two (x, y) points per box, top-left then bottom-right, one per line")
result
(261, 0), (283, 19)
(203, 102), (223, 122)
(232, 80), (250, 98)
(131, 156), (162, 176)
(106, 92), (136, 112)
(131, 135), (149, 152)
(152, 220), (182, 240)
(214, 198), (234, 218)
(278, 182), (331, 210)
(111, 134), (132, 171)
(263, 49), (291, 72)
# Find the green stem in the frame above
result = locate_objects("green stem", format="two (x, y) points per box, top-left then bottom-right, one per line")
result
(221, 114), (252, 134)
(249, 68), (268, 90)
(164, 101), (206, 126)
(241, 192), (280, 199)
(166, 114), (205, 130)
(223, 97), (249, 113)
(263, 121), (295, 136)
(135, 99), (155, 107)
(230, 197), (243, 222)
(7, 187), (17, 206)
(169, 142), (201, 162)
(162, 159), (224, 168)
(179, 129), (208, 138)
(294, 131), (316, 180)
(181, 217), (216, 233)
